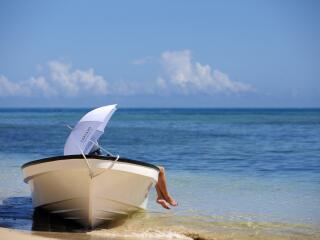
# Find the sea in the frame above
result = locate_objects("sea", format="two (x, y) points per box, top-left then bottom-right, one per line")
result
(0, 108), (319, 240)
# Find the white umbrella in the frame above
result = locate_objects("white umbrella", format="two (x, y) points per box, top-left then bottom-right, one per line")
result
(64, 104), (117, 155)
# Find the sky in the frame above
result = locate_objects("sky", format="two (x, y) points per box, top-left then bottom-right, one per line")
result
(0, 0), (319, 108)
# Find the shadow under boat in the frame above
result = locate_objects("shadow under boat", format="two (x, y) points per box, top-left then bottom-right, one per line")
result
(32, 207), (129, 232)
(32, 207), (86, 232)
(0, 196), (129, 232)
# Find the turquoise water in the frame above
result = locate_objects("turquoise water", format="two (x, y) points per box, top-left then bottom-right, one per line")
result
(0, 108), (319, 239)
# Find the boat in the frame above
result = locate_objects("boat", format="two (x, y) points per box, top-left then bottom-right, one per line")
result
(21, 105), (159, 229)
(22, 155), (159, 228)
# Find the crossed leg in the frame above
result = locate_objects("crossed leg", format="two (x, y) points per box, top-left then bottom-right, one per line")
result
(155, 166), (178, 209)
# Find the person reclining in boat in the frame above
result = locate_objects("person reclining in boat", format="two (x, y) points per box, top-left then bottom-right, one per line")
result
(89, 142), (177, 209)
(89, 144), (102, 156)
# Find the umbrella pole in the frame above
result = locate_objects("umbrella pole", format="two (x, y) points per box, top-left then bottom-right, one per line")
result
(65, 125), (117, 176)
(66, 126), (94, 178)
(78, 146), (93, 178)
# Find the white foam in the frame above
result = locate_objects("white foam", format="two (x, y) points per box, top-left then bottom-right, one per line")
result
(88, 229), (192, 240)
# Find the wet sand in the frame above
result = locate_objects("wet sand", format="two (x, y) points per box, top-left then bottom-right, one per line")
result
(0, 227), (54, 240)
(1, 206), (320, 240)
(1, 226), (320, 240)
(1, 213), (320, 240)
(0, 197), (319, 240)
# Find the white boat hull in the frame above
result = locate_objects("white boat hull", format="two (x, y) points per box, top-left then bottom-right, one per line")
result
(22, 155), (159, 228)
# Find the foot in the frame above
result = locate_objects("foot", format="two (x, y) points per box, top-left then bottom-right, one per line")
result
(156, 198), (170, 209)
(167, 196), (178, 207)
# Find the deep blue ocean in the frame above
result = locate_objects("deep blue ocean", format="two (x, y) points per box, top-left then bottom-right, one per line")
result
(0, 108), (319, 239)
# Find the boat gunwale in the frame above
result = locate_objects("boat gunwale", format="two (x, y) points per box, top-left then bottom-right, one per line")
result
(21, 155), (160, 171)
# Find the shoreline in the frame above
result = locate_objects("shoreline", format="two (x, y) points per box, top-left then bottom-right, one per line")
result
(1, 224), (320, 240)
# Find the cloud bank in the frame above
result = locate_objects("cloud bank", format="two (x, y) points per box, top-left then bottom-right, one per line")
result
(0, 61), (108, 97)
(159, 50), (253, 94)
(0, 50), (253, 98)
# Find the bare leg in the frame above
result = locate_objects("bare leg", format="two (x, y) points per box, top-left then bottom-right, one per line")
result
(155, 166), (178, 207)
(155, 184), (170, 209)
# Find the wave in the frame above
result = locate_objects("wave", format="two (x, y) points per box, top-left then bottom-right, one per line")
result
(87, 212), (320, 240)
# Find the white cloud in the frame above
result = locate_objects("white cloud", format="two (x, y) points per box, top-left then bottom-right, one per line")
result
(160, 50), (253, 94)
(0, 61), (108, 97)
(29, 76), (57, 97)
(0, 75), (31, 97)
(48, 61), (108, 95)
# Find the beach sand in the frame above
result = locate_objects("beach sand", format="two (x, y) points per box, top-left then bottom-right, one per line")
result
(0, 227), (54, 240)
(1, 208), (320, 240)
(0, 227), (90, 240)
(1, 216), (320, 240)
(1, 226), (320, 240)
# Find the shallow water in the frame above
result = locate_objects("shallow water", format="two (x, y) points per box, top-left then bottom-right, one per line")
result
(0, 108), (320, 239)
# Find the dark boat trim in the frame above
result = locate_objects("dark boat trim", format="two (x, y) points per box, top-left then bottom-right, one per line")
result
(21, 155), (160, 171)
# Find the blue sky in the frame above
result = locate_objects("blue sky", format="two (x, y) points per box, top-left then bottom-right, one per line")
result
(0, 0), (319, 107)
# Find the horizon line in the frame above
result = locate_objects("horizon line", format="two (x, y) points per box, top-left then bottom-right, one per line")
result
(0, 106), (320, 110)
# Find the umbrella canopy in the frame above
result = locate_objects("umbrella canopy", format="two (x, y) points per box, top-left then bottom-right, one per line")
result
(64, 104), (117, 155)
